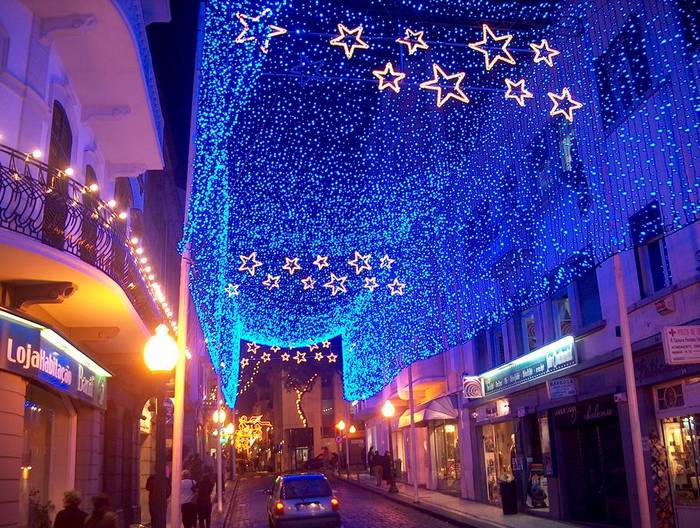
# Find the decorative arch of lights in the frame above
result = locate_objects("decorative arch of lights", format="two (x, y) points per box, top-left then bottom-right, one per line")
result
(184, 0), (699, 405)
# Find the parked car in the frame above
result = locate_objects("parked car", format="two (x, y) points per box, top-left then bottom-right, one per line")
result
(266, 472), (341, 528)
(303, 455), (327, 470)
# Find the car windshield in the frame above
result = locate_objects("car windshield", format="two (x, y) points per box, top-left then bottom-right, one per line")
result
(281, 476), (332, 499)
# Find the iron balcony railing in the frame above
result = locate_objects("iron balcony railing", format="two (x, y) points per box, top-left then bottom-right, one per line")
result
(0, 143), (165, 329)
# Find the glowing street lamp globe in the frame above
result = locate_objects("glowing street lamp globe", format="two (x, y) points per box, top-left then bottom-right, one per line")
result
(144, 324), (178, 372)
(349, 425), (357, 434)
(336, 420), (346, 431)
(212, 409), (227, 424)
(225, 422), (234, 435)
(381, 400), (395, 418)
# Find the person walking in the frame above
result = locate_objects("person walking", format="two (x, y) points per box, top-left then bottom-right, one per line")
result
(180, 469), (198, 528)
(367, 447), (375, 472)
(196, 467), (216, 528)
(382, 450), (393, 488)
(84, 494), (119, 528)
(373, 451), (384, 486)
(53, 490), (87, 528)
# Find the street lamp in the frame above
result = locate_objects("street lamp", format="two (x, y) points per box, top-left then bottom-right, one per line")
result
(144, 324), (178, 528)
(381, 401), (398, 493)
(336, 420), (351, 477)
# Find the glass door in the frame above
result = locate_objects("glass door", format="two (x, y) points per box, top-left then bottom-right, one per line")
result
(662, 415), (700, 527)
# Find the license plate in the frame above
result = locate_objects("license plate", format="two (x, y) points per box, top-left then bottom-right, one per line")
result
(296, 502), (320, 511)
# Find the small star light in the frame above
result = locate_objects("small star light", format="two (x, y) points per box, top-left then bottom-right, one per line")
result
(240, 357), (250, 368)
(313, 255), (330, 270)
(308, 342), (320, 352)
(270, 345), (281, 353)
(504, 78), (534, 107)
(363, 276), (379, 292)
(301, 276), (316, 290)
(372, 63), (406, 93)
(234, 9), (287, 54)
(468, 24), (516, 71)
(294, 351), (307, 364)
(224, 283), (239, 297)
(282, 256), (302, 275)
(322, 340), (331, 349)
(419, 64), (470, 108)
(379, 254), (395, 270)
(238, 251), (263, 276)
(530, 39), (560, 67)
(323, 273), (348, 296)
(262, 273), (281, 290)
(348, 251), (372, 275)
(396, 28), (429, 55)
(387, 278), (407, 296)
(281, 352), (290, 362)
(314, 351), (324, 361)
(548, 88), (584, 122)
(247, 342), (260, 355)
(327, 352), (338, 363)
(261, 352), (271, 363)
(330, 24), (369, 59)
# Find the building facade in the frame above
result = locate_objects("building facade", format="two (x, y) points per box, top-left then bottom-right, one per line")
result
(0, 1), (208, 526)
(359, 1), (700, 527)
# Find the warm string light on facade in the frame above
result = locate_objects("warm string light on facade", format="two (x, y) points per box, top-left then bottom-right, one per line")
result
(185, 0), (700, 405)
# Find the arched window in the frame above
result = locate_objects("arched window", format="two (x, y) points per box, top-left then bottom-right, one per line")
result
(80, 165), (99, 264)
(48, 101), (72, 171)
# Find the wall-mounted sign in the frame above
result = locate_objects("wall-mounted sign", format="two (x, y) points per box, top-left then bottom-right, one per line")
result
(552, 396), (617, 428)
(473, 398), (510, 423)
(662, 326), (700, 365)
(547, 377), (577, 400)
(481, 336), (577, 397)
(462, 375), (483, 399)
(0, 310), (109, 409)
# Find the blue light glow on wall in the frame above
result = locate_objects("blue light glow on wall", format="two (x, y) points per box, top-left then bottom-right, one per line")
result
(185, 0), (700, 404)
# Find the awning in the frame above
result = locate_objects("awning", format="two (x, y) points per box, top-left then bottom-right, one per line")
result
(398, 395), (458, 428)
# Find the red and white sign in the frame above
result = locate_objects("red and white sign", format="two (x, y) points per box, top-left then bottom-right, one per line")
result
(662, 326), (700, 365)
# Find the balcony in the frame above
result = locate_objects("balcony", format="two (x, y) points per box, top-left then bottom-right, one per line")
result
(0, 144), (167, 371)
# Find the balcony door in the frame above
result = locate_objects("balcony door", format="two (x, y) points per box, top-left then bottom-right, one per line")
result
(42, 101), (72, 249)
(80, 165), (99, 264)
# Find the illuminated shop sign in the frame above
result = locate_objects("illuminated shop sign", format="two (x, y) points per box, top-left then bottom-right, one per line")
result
(0, 310), (110, 408)
(481, 336), (576, 397)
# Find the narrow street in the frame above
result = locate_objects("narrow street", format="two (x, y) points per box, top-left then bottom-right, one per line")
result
(228, 474), (456, 528)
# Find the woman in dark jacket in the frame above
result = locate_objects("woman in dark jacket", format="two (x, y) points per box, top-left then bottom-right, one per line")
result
(196, 467), (216, 528)
(382, 451), (393, 486)
(53, 490), (87, 528)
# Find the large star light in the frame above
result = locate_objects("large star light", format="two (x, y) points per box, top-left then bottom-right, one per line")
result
(468, 24), (516, 71)
(234, 9), (287, 54)
(330, 24), (369, 59)
(419, 64), (470, 107)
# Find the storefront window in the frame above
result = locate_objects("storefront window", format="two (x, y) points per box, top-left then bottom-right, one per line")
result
(663, 415), (700, 507)
(433, 421), (460, 492)
(482, 421), (516, 503)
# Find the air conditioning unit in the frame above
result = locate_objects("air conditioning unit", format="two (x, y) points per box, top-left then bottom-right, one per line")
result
(655, 296), (675, 315)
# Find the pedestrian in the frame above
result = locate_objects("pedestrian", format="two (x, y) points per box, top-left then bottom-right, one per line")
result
(53, 489), (87, 528)
(367, 447), (375, 472)
(382, 451), (392, 486)
(146, 472), (171, 524)
(180, 469), (198, 528)
(84, 494), (119, 528)
(196, 466), (216, 528)
(373, 451), (384, 486)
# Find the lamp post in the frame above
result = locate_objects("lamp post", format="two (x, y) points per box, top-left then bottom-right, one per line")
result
(212, 402), (226, 513)
(144, 324), (178, 528)
(336, 420), (352, 478)
(381, 401), (398, 494)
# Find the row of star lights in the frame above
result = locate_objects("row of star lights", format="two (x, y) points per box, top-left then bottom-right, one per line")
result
(225, 252), (406, 296)
(240, 341), (338, 368)
(236, 12), (583, 121)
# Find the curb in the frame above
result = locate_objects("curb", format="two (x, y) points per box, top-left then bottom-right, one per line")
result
(220, 477), (240, 527)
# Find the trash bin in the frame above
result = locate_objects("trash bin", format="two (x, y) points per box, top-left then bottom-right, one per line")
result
(499, 480), (517, 515)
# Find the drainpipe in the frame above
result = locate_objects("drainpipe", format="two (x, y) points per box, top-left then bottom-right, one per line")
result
(408, 362), (419, 503)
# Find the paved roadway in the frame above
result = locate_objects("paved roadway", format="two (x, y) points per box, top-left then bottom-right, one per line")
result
(227, 473), (455, 528)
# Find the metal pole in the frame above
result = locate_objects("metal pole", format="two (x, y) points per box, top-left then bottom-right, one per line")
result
(407, 364), (419, 503)
(170, 250), (190, 528)
(344, 404), (351, 478)
(613, 253), (651, 528)
(153, 388), (167, 528)
(387, 417), (398, 493)
(216, 391), (224, 513)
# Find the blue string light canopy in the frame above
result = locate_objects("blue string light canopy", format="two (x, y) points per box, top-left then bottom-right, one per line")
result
(185, 0), (700, 404)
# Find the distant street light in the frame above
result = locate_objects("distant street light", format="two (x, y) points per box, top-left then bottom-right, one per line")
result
(349, 425), (356, 434)
(382, 401), (399, 493)
(144, 324), (178, 372)
(336, 419), (351, 477)
(212, 408), (227, 424)
(335, 420), (346, 431)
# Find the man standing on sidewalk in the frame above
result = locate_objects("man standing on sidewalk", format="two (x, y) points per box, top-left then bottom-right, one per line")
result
(373, 451), (384, 486)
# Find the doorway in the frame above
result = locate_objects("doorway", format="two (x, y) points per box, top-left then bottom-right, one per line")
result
(42, 101), (72, 249)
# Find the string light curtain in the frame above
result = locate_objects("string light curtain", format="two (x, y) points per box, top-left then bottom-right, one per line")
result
(184, 0), (700, 404)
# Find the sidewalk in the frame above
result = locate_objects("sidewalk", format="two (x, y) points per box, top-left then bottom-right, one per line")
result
(334, 472), (583, 528)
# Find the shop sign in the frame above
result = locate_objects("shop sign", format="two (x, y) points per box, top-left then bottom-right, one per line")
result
(473, 398), (510, 423)
(662, 326), (700, 365)
(547, 377), (577, 400)
(0, 311), (109, 409)
(552, 397), (617, 428)
(481, 336), (576, 397)
(462, 374), (483, 399)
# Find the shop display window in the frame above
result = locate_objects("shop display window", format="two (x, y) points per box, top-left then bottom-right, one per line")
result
(482, 421), (516, 503)
(662, 415), (700, 507)
(433, 421), (460, 491)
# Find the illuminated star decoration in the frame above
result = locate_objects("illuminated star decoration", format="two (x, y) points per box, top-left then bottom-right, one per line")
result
(314, 351), (324, 361)
(281, 352), (290, 362)
(379, 254), (395, 270)
(238, 251), (263, 276)
(548, 88), (584, 122)
(308, 342), (320, 352)
(247, 342), (260, 355)
(323, 273), (348, 296)
(387, 278), (407, 296)
(289, 54), (325, 86)
(419, 64), (470, 107)
(329, 24), (369, 59)
(270, 345), (281, 353)
(530, 39), (560, 67)
(234, 9), (287, 54)
(372, 62), (406, 93)
(262, 273), (281, 290)
(261, 352), (271, 362)
(504, 78), (534, 107)
(348, 251), (372, 275)
(396, 28), (429, 55)
(468, 24), (516, 71)
(322, 340), (331, 349)
(224, 283), (239, 297)
(282, 256), (302, 275)
(327, 352), (338, 363)
(313, 255), (330, 270)
(240, 358), (249, 368)
(301, 276), (316, 290)
(294, 351), (307, 364)
(364, 276), (379, 292)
